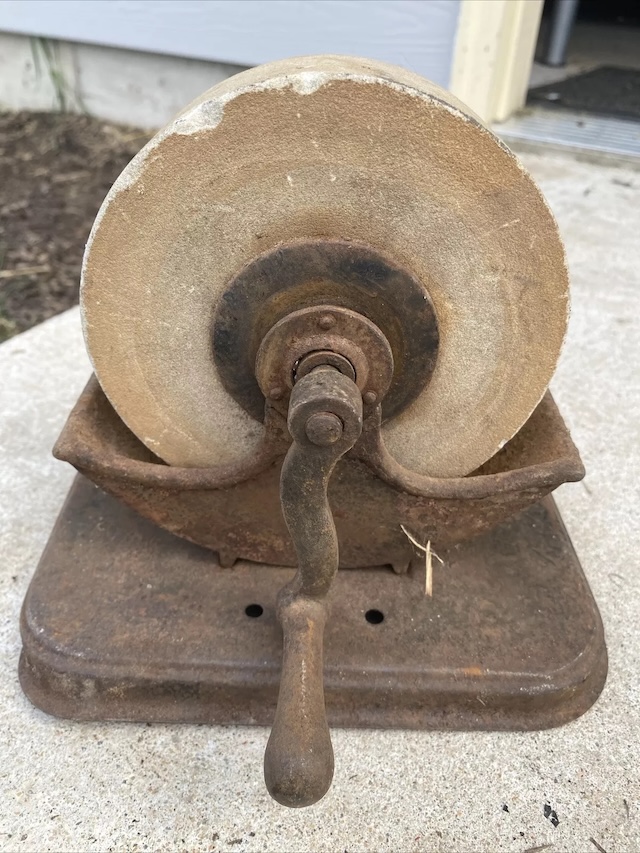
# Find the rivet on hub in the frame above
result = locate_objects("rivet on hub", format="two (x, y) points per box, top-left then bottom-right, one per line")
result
(318, 314), (336, 330)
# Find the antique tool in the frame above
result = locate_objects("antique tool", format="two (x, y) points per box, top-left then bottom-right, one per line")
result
(20, 56), (607, 808)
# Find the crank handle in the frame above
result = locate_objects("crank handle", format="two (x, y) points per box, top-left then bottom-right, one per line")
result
(263, 367), (362, 807)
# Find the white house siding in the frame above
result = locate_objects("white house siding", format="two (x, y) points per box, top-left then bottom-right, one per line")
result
(0, 0), (461, 127)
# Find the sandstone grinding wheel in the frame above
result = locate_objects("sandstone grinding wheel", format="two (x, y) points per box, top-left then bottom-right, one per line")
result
(81, 55), (569, 478)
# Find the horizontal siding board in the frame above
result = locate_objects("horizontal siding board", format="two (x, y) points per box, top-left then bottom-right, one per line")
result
(0, 0), (460, 85)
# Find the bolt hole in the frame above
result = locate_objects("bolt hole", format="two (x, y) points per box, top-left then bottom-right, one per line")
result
(365, 609), (384, 624)
(245, 604), (264, 618)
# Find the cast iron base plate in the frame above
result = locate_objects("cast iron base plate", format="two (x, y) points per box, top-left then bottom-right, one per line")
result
(20, 476), (606, 730)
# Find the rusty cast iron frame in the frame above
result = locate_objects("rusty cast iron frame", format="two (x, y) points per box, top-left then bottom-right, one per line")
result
(20, 370), (606, 809)
(20, 480), (607, 739)
(19, 238), (606, 809)
(51, 376), (585, 571)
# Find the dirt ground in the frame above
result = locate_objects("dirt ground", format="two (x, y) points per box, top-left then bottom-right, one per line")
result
(0, 112), (149, 342)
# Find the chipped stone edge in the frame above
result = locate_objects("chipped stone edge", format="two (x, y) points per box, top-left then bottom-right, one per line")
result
(80, 67), (481, 297)
(78, 65), (476, 363)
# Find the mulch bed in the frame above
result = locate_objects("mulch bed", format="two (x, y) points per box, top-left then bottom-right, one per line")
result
(0, 112), (149, 342)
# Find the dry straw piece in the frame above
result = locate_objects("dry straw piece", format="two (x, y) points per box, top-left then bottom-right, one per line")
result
(400, 524), (444, 597)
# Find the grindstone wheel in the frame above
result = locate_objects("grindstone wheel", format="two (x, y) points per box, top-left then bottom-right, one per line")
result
(81, 55), (569, 478)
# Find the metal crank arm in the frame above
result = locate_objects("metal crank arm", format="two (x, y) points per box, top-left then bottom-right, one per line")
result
(263, 366), (363, 807)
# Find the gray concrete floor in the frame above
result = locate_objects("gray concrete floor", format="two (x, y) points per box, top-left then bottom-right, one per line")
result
(1, 150), (639, 852)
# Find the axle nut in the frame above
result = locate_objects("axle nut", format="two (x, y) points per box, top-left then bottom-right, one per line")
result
(305, 412), (343, 446)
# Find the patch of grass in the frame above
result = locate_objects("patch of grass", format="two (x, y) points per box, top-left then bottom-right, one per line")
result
(0, 245), (17, 342)
(0, 311), (18, 343)
(30, 37), (86, 113)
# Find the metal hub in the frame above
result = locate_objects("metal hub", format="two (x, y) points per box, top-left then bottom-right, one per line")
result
(212, 238), (439, 423)
(255, 304), (395, 415)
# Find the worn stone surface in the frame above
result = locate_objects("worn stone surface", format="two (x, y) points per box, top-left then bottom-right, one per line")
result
(1, 151), (639, 852)
(81, 56), (569, 478)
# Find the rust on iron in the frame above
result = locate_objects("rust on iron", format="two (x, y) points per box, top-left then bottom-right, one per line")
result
(211, 238), (439, 423)
(264, 366), (363, 807)
(25, 369), (600, 812)
(255, 304), (394, 417)
(19, 479), (607, 735)
(294, 350), (355, 384)
(53, 377), (584, 570)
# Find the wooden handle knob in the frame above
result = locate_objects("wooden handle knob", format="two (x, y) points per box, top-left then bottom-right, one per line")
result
(264, 596), (333, 808)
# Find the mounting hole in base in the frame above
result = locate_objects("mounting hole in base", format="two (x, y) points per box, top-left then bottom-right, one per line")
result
(245, 604), (264, 618)
(365, 609), (384, 624)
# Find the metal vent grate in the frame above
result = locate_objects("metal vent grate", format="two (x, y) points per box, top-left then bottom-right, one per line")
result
(495, 108), (640, 162)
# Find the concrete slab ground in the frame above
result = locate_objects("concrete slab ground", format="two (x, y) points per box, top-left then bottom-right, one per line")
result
(0, 150), (639, 852)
